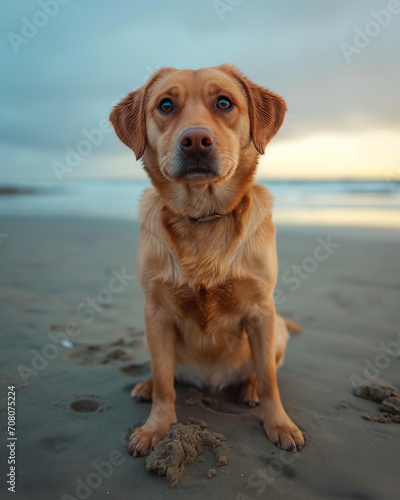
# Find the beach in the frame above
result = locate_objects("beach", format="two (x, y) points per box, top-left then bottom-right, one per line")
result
(3, 0), (400, 495)
(1, 213), (399, 499)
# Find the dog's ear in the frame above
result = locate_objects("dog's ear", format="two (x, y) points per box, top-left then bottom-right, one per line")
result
(218, 64), (287, 155)
(110, 86), (147, 160)
(110, 67), (177, 160)
(244, 80), (287, 155)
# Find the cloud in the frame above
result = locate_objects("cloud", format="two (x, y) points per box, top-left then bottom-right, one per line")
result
(1, 0), (399, 180)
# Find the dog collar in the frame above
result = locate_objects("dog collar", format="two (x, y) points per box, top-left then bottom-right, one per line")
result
(189, 214), (223, 223)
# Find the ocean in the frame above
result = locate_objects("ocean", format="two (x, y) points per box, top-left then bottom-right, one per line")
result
(0, 179), (399, 227)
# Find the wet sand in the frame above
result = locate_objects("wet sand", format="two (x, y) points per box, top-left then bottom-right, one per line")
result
(0, 215), (399, 499)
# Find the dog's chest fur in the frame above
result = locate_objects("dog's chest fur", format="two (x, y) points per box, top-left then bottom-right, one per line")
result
(137, 183), (276, 358)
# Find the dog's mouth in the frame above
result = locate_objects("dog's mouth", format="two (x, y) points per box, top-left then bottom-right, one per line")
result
(171, 156), (220, 182)
(183, 167), (217, 178)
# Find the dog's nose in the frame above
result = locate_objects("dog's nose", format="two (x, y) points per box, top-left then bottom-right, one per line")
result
(179, 127), (214, 157)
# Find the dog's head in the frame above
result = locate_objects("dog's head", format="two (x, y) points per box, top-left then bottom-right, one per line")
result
(110, 65), (286, 216)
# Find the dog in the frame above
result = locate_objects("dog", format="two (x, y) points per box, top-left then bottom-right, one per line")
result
(110, 64), (304, 455)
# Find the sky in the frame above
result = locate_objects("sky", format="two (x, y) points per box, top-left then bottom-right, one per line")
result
(1, 0), (399, 182)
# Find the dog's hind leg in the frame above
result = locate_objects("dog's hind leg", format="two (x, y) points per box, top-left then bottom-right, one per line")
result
(239, 375), (259, 407)
(131, 377), (153, 402)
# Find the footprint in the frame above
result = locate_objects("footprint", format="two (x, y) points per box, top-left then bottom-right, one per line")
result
(66, 335), (142, 366)
(330, 291), (357, 314)
(42, 435), (77, 452)
(119, 362), (151, 377)
(70, 398), (100, 413)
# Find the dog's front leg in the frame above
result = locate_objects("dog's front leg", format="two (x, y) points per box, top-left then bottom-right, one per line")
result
(128, 303), (177, 456)
(245, 300), (304, 452)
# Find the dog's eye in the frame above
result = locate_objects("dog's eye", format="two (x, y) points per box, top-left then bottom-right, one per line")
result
(217, 97), (232, 110)
(159, 99), (173, 113)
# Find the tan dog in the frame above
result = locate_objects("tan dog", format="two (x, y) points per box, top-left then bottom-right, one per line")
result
(110, 64), (304, 455)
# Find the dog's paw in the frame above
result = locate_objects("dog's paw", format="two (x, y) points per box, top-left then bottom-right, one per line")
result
(128, 425), (164, 457)
(264, 423), (304, 452)
(128, 410), (177, 457)
(239, 378), (259, 407)
(131, 378), (153, 402)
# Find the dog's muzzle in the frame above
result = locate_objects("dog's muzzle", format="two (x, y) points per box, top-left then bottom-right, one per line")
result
(174, 127), (219, 180)
(179, 127), (214, 159)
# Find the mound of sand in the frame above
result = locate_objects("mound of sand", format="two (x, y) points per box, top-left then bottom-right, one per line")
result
(356, 384), (400, 423)
(145, 422), (228, 488)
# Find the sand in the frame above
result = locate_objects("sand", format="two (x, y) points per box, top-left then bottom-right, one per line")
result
(145, 422), (227, 488)
(357, 384), (400, 423)
(0, 215), (400, 499)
